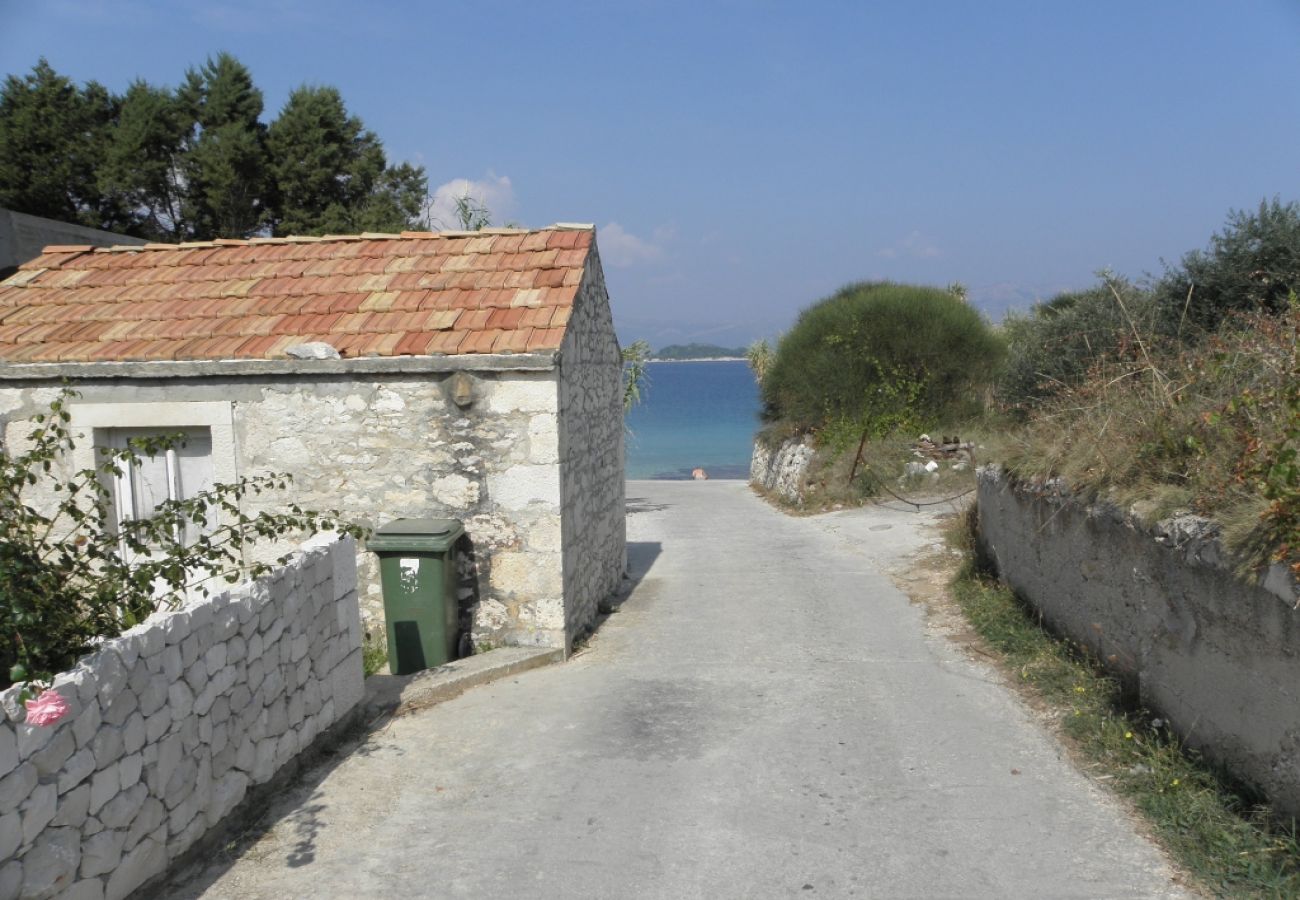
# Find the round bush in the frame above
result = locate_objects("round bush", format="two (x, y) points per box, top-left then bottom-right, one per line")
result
(762, 281), (1004, 433)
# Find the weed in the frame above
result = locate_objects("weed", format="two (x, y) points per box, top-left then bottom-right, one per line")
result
(361, 634), (387, 677)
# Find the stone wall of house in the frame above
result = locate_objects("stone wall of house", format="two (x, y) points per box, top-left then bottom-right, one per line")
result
(976, 466), (1300, 816)
(557, 244), (627, 648)
(0, 535), (362, 900)
(750, 435), (815, 503)
(0, 368), (569, 650)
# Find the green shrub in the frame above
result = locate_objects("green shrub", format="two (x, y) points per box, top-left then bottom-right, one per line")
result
(0, 389), (366, 687)
(761, 281), (1004, 434)
(998, 275), (1159, 413)
(1154, 197), (1300, 336)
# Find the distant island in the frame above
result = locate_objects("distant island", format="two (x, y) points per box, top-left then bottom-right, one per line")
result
(652, 342), (748, 360)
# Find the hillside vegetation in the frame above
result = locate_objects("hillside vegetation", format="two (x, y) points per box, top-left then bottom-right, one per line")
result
(653, 343), (747, 360)
(761, 200), (1300, 577)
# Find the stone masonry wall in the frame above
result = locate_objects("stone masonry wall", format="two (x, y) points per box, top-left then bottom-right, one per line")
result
(557, 243), (626, 648)
(1, 368), (568, 650)
(977, 466), (1300, 816)
(0, 534), (362, 900)
(750, 435), (815, 503)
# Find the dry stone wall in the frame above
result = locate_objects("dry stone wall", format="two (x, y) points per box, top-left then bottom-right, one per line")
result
(977, 466), (1300, 816)
(750, 436), (815, 503)
(0, 535), (362, 900)
(557, 245), (626, 648)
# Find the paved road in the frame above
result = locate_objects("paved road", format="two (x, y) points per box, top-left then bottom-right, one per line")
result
(175, 481), (1188, 899)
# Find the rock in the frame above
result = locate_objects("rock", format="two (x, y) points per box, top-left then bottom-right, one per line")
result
(104, 831), (165, 900)
(91, 726), (124, 771)
(0, 810), (20, 859)
(80, 827), (126, 877)
(58, 747), (95, 794)
(285, 341), (341, 360)
(70, 701), (101, 751)
(29, 728), (73, 777)
(58, 880), (105, 900)
(0, 727), (17, 779)
(122, 713), (146, 756)
(19, 826), (79, 898)
(125, 798), (164, 851)
(117, 753), (143, 792)
(93, 650), (128, 709)
(0, 862), (20, 900)
(51, 783), (89, 828)
(0, 762), (37, 811)
(98, 782), (146, 830)
(100, 689), (138, 728)
(87, 764), (119, 816)
(21, 782), (57, 843)
(205, 770), (249, 828)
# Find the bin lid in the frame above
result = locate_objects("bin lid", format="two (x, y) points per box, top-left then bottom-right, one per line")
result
(367, 517), (465, 553)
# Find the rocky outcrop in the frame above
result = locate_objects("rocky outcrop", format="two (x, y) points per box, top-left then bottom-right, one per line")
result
(750, 436), (815, 503)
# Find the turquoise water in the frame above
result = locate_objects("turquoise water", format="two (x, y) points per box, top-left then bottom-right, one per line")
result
(624, 360), (762, 479)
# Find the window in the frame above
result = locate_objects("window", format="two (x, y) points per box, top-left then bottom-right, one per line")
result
(106, 427), (215, 545)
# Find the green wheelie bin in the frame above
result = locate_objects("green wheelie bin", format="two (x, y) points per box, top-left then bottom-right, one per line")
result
(368, 517), (465, 675)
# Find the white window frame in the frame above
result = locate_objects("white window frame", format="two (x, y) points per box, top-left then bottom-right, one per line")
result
(70, 401), (239, 550)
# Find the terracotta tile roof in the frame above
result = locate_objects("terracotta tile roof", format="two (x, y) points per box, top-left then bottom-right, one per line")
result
(0, 225), (594, 364)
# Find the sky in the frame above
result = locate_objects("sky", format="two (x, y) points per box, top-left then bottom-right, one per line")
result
(4, 0), (1300, 348)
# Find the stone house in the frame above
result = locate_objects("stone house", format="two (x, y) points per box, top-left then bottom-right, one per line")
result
(0, 225), (626, 652)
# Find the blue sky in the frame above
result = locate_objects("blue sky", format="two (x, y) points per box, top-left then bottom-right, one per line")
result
(5, 0), (1299, 347)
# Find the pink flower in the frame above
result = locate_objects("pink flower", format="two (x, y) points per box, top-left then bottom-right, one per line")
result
(24, 690), (70, 727)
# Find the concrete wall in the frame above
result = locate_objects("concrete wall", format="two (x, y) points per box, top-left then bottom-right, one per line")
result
(750, 435), (814, 503)
(557, 243), (627, 648)
(976, 466), (1300, 815)
(0, 535), (362, 900)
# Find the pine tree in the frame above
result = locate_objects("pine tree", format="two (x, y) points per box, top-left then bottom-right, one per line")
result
(99, 80), (188, 240)
(267, 85), (426, 235)
(0, 59), (122, 228)
(176, 53), (270, 239)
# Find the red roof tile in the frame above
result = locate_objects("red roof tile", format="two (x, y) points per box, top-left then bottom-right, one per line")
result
(0, 225), (595, 364)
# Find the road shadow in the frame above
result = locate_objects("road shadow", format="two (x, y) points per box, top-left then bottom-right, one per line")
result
(626, 495), (669, 515)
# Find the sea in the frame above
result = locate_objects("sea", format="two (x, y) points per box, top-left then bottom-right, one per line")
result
(624, 359), (762, 480)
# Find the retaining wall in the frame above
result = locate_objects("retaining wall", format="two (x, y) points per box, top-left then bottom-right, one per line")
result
(0, 534), (363, 899)
(750, 436), (815, 503)
(976, 466), (1300, 815)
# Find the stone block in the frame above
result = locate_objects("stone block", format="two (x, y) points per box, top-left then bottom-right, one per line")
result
(204, 642), (228, 673)
(214, 603), (241, 642)
(233, 738), (255, 774)
(274, 732), (297, 768)
(105, 829), (165, 900)
(295, 658), (311, 688)
(262, 616), (285, 649)
(148, 735), (181, 798)
(167, 681), (194, 722)
(51, 783), (89, 829)
(0, 684), (26, 724)
(117, 754), (143, 793)
(166, 814), (205, 864)
(161, 645), (183, 682)
(100, 689), (138, 729)
(0, 810), (19, 859)
(132, 621), (165, 659)
(185, 599), (213, 632)
(103, 633), (140, 672)
(227, 635), (247, 665)
(330, 649), (364, 717)
(61, 879), (105, 900)
(52, 666), (97, 708)
(126, 661), (151, 698)
(57, 747), (95, 795)
(137, 675), (168, 718)
(487, 464), (561, 511)
(251, 738), (277, 784)
(14, 719), (57, 761)
(30, 728), (73, 777)
(246, 658), (265, 695)
(228, 685), (252, 716)
(205, 770), (249, 829)
(210, 695), (231, 726)
(20, 782), (56, 843)
(0, 762), (37, 811)
(163, 755), (197, 811)
(183, 659), (207, 695)
(287, 693), (304, 729)
(0, 727), (16, 780)
(87, 765), (119, 816)
(290, 633), (309, 663)
(144, 708), (171, 744)
(246, 633), (263, 664)
(121, 714), (145, 756)
(194, 665), (236, 717)
(0, 862), (19, 900)
(71, 700), (101, 751)
(490, 550), (563, 597)
(98, 781), (145, 830)
(90, 726), (123, 772)
(91, 650), (127, 712)
(162, 608), (192, 645)
(20, 826), (79, 898)
(80, 827), (126, 877)
(124, 797), (164, 851)
(298, 714), (319, 752)
(210, 722), (229, 758)
(484, 377), (557, 414)
(180, 633), (201, 669)
(265, 699), (288, 737)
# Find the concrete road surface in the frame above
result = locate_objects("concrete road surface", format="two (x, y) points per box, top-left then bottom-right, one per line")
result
(172, 481), (1189, 899)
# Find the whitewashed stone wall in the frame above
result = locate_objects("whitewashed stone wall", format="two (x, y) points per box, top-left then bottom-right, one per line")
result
(977, 466), (1300, 816)
(557, 244), (626, 647)
(750, 435), (815, 503)
(0, 535), (362, 900)
(0, 368), (568, 650)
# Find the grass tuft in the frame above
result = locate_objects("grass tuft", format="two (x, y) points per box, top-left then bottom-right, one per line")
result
(948, 556), (1300, 896)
